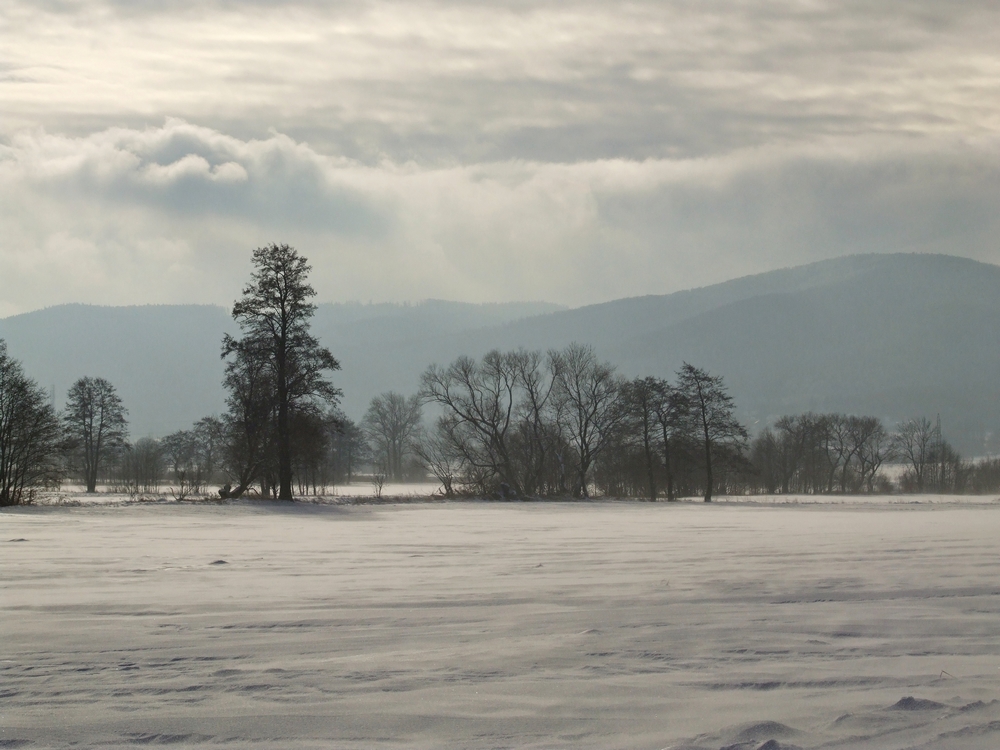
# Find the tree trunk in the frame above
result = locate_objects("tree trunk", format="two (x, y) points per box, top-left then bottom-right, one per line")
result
(703, 421), (713, 502)
(840, 453), (854, 494)
(277, 342), (293, 500)
(392, 442), (402, 482)
(644, 446), (657, 501)
(665, 453), (675, 501)
(642, 419), (656, 501)
(659, 425), (675, 501)
(85, 435), (97, 493)
(577, 454), (590, 498)
(277, 401), (293, 499)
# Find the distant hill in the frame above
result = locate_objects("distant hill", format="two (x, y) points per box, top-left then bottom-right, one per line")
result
(1, 254), (997, 454)
(0, 300), (563, 437)
(0, 304), (233, 437)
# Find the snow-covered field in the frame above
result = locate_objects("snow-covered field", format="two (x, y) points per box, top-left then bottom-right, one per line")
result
(29, 484), (1000, 507)
(4, 499), (1000, 749)
(34, 482), (444, 505)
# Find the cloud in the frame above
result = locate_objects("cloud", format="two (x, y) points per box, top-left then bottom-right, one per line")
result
(3, 1), (999, 163)
(3, 121), (1000, 316)
(1, 1), (1000, 314)
(2, 120), (386, 233)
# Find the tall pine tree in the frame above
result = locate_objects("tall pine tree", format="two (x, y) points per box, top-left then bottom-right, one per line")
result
(223, 244), (340, 500)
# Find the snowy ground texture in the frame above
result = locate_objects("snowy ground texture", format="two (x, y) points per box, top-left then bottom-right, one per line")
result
(4, 499), (1000, 749)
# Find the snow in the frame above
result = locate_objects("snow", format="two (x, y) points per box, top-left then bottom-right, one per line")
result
(28, 482), (445, 506)
(325, 481), (443, 498)
(29, 484), (1000, 507)
(4, 500), (1000, 748)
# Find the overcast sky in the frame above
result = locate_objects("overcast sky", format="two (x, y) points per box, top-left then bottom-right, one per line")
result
(2, 0), (999, 316)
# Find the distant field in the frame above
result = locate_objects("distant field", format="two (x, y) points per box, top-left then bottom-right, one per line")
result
(27, 484), (1000, 506)
(4, 501), (1000, 749)
(32, 483), (445, 505)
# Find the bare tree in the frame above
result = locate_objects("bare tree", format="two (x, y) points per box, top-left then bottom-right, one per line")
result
(162, 429), (199, 493)
(749, 412), (912, 496)
(822, 413), (859, 493)
(848, 416), (893, 493)
(420, 349), (754, 500)
(327, 412), (367, 485)
(675, 363), (748, 502)
(747, 414), (850, 495)
(550, 343), (625, 498)
(0, 341), (61, 506)
(370, 463), (386, 499)
(420, 349), (569, 497)
(766, 413), (833, 494)
(816, 414), (848, 493)
(223, 244), (341, 500)
(63, 376), (128, 493)
(510, 350), (562, 496)
(362, 392), (423, 482)
(651, 378), (683, 501)
(773, 415), (807, 494)
(623, 377), (662, 501)
(420, 351), (523, 495)
(931, 439), (965, 493)
(892, 417), (936, 492)
(163, 417), (226, 496)
(414, 417), (466, 498)
(749, 427), (781, 494)
(193, 416), (225, 485)
(112, 437), (164, 496)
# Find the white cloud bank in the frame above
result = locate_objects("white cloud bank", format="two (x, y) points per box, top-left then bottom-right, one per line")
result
(4, 120), (1000, 316)
(2, 0), (1000, 314)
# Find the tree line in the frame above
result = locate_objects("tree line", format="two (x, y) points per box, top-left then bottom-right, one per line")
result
(416, 349), (747, 501)
(747, 413), (970, 495)
(0, 348), (134, 505)
(2, 243), (999, 505)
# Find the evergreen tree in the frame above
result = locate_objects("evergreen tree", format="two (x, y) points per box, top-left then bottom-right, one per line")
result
(222, 244), (340, 500)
